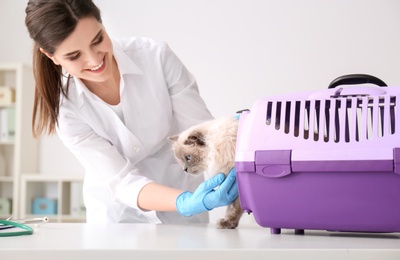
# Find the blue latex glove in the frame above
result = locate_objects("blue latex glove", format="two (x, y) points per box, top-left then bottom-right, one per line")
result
(176, 168), (238, 217)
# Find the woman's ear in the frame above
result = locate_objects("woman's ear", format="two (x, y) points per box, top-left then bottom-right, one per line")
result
(39, 48), (60, 65)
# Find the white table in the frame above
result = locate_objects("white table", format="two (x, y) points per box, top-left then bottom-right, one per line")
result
(0, 223), (399, 260)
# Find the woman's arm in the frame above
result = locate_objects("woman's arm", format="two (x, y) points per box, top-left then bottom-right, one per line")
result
(137, 182), (183, 211)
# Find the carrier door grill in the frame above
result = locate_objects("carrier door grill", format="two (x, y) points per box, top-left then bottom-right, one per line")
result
(266, 96), (396, 142)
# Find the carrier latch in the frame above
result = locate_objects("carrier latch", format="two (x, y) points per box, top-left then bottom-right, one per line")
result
(393, 148), (400, 175)
(255, 150), (292, 178)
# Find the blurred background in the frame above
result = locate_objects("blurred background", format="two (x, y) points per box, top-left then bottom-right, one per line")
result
(0, 0), (399, 222)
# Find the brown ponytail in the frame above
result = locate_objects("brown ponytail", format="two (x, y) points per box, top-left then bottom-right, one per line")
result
(31, 43), (64, 138)
(25, 0), (101, 138)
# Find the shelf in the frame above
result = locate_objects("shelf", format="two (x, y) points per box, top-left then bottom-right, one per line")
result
(21, 174), (84, 182)
(0, 176), (13, 182)
(0, 63), (38, 218)
(0, 102), (16, 107)
(0, 141), (14, 145)
(0, 215), (11, 220)
(20, 173), (86, 223)
(23, 214), (85, 223)
(0, 64), (84, 223)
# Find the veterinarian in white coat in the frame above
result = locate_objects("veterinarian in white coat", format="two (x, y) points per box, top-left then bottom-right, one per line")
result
(25, 0), (238, 224)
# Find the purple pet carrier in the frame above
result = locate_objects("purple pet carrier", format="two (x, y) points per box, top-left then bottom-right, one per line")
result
(235, 74), (400, 234)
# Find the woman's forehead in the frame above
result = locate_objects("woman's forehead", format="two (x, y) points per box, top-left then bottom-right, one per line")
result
(54, 16), (104, 56)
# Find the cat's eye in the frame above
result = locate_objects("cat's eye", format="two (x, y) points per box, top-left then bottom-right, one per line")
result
(185, 155), (192, 161)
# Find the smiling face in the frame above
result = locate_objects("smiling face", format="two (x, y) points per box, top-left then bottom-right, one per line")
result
(41, 16), (114, 84)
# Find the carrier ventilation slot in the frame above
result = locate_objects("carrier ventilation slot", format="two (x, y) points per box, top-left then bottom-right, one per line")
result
(265, 96), (396, 142)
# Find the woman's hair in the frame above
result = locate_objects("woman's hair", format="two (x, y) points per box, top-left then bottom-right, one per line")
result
(25, 0), (102, 138)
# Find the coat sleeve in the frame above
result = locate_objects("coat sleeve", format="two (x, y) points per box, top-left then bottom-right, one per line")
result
(56, 103), (153, 211)
(160, 43), (214, 131)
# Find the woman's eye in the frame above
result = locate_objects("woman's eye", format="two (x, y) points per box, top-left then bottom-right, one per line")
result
(92, 35), (104, 46)
(69, 53), (81, 61)
(185, 155), (191, 161)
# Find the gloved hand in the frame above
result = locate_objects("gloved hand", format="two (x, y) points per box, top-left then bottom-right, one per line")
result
(176, 168), (238, 217)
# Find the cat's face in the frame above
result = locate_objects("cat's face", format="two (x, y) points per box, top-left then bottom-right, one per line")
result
(168, 130), (209, 175)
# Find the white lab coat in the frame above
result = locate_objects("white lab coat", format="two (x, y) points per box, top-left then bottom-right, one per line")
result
(56, 37), (213, 223)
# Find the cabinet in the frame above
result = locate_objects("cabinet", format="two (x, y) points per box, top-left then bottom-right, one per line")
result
(0, 63), (86, 222)
(0, 63), (38, 219)
(20, 174), (85, 222)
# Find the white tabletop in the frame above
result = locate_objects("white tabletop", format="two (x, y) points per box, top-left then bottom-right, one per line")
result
(0, 223), (399, 260)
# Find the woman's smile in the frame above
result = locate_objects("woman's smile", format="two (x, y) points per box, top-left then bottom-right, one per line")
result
(88, 58), (105, 72)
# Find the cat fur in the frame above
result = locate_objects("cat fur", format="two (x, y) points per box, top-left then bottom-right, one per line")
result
(168, 116), (243, 229)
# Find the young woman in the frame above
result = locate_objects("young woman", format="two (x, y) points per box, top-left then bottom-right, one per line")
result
(25, 0), (237, 224)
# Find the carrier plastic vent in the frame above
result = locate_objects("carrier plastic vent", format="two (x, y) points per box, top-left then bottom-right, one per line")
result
(266, 96), (396, 142)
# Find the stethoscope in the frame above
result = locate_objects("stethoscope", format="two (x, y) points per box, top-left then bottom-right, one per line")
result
(0, 216), (48, 237)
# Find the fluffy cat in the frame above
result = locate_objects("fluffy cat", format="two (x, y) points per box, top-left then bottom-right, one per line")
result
(169, 116), (243, 229)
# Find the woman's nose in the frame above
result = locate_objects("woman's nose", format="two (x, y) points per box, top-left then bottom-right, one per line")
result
(86, 50), (102, 67)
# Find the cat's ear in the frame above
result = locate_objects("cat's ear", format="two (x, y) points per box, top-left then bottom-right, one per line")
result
(168, 135), (179, 142)
(185, 131), (206, 146)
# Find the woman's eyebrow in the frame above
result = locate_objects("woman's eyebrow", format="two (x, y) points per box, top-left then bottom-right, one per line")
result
(63, 50), (80, 58)
(63, 30), (103, 58)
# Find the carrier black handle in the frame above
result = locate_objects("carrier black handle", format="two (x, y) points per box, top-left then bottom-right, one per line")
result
(328, 74), (387, 89)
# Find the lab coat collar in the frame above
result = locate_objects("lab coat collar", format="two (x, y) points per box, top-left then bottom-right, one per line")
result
(72, 40), (143, 97)
(112, 40), (143, 76)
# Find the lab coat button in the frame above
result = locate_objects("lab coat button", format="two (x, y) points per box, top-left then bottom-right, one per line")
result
(133, 146), (140, 152)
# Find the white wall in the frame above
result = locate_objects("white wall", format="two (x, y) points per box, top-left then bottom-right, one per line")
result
(1, 0), (400, 220)
(95, 0), (400, 114)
